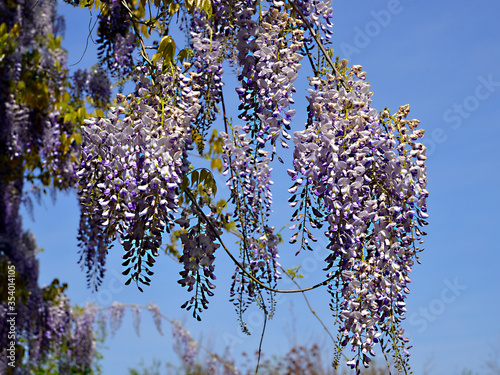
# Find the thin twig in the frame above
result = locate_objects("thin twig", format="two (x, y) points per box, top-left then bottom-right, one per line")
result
(304, 42), (320, 77)
(279, 265), (336, 344)
(255, 306), (268, 374)
(70, 10), (98, 66)
(288, 0), (347, 89)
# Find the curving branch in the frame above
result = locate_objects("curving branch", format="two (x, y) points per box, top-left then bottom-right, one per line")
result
(184, 188), (339, 294)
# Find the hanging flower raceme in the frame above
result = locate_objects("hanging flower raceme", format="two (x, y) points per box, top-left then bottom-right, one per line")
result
(40, 112), (81, 189)
(70, 303), (98, 369)
(178, 208), (220, 321)
(108, 301), (126, 335)
(112, 30), (136, 76)
(172, 320), (199, 369)
(222, 126), (280, 321)
(190, 10), (225, 147)
(59, 1), (429, 372)
(293, 0), (334, 43)
(96, 0), (134, 74)
(236, 8), (304, 153)
(290, 65), (427, 369)
(5, 96), (30, 158)
(77, 66), (201, 290)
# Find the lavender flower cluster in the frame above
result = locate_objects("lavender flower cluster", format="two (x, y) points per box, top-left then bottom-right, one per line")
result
(4, 97), (30, 158)
(0, 293), (97, 370)
(236, 8), (304, 152)
(294, 0), (334, 43)
(112, 31), (136, 76)
(172, 320), (199, 369)
(71, 67), (112, 107)
(77, 66), (201, 290)
(67, 0), (429, 370)
(222, 126), (280, 316)
(221, 8), (307, 312)
(177, 206), (221, 321)
(290, 65), (427, 368)
(40, 112), (80, 188)
(70, 303), (98, 368)
(108, 301), (126, 334)
(88, 67), (112, 107)
(190, 11), (225, 142)
(96, 0), (134, 75)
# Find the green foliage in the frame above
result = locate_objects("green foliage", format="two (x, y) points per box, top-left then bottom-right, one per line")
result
(152, 36), (176, 65)
(284, 265), (304, 280)
(0, 22), (19, 63)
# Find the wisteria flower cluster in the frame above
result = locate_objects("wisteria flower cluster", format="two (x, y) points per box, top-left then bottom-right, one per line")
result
(88, 67), (113, 107)
(236, 8), (304, 153)
(108, 301), (126, 334)
(0, 292), (97, 371)
(40, 112), (80, 188)
(96, 0), (134, 75)
(77, 65), (201, 289)
(294, 0), (334, 43)
(289, 65), (427, 369)
(4, 96), (30, 158)
(190, 11), (225, 145)
(172, 320), (199, 369)
(112, 30), (136, 76)
(221, 126), (280, 322)
(177, 208), (220, 321)
(70, 303), (98, 368)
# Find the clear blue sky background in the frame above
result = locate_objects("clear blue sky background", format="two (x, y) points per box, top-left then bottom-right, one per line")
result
(20, 0), (500, 374)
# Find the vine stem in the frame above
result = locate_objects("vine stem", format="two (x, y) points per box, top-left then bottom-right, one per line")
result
(288, 0), (347, 89)
(120, 0), (154, 69)
(184, 188), (337, 294)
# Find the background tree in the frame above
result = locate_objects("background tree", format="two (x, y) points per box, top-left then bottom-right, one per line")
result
(0, 0), (105, 372)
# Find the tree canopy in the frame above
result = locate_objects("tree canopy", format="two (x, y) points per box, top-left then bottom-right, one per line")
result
(0, 0), (428, 373)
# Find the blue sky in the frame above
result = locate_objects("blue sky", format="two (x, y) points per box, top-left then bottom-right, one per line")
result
(21, 0), (500, 374)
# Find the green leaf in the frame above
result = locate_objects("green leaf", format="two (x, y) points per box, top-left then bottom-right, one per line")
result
(177, 48), (193, 63)
(211, 158), (223, 173)
(199, 168), (208, 183)
(169, 2), (180, 15)
(201, 0), (212, 18)
(191, 169), (199, 186)
(185, 0), (194, 12)
(157, 35), (176, 65)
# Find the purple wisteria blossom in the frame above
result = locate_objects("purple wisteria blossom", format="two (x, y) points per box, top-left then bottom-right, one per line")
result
(70, 303), (98, 369)
(88, 67), (112, 106)
(112, 31), (136, 76)
(108, 301), (126, 335)
(146, 301), (163, 335)
(172, 320), (199, 369)
(190, 10), (225, 143)
(178, 208), (221, 321)
(222, 125), (281, 322)
(40, 112), (80, 188)
(290, 65), (427, 369)
(235, 8), (304, 154)
(77, 66), (201, 290)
